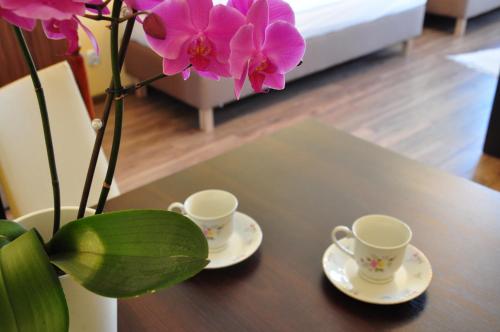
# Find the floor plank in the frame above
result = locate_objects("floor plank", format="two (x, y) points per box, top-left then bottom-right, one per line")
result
(96, 11), (500, 194)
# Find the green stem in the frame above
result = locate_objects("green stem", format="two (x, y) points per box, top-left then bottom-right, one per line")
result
(12, 26), (61, 235)
(95, 0), (124, 214)
(77, 16), (136, 219)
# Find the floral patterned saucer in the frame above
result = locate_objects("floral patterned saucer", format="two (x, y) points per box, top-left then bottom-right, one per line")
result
(322, 238), (432, 305)
(206, 212), (263, 269)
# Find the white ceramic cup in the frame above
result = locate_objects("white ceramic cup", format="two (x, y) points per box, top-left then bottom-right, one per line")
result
(332, 215), (412, 284)
(168, 189), (238, 252)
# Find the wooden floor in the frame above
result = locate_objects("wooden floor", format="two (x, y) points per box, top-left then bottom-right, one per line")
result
(97, 11), (500, 194)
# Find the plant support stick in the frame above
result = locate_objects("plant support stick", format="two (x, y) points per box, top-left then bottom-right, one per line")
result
(12, 26), (61, 234)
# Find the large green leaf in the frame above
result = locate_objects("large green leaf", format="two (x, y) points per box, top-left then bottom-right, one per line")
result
(0, 220), (26, 248)
(0, 230), (68, 332)
(47, 210), (209, 298)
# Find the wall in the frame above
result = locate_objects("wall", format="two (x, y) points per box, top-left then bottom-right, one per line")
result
(78, 18), (133, 97)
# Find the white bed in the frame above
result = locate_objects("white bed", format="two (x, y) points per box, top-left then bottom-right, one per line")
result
(126, 0), (427, 131)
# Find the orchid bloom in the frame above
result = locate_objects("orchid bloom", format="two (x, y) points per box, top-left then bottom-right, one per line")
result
(0, 5), (36, 30)
(0, 0), (86, 21)
(43, 16), (99, 55)
(124, 0), (163, 10)
(229, 0), (305, 98)
(144, 0), (246, 80)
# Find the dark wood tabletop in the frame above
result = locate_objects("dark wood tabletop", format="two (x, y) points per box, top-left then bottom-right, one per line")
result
(106, 120), (500, 331)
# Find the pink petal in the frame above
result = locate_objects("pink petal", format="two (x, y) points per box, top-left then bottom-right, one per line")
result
(246, 0), (268, 48)
(249, 70), (265, 92)
(229, 24), (255, 80)
(205, 4), (246, 63)
(145, 0), (196, 59)
(203, 58), (230, 78)
(195, 69), (220, 81)
(6, 0), (85, 20)
(185, 0), (212, 31)
(268, 0), (294, 25)
(234, 61), (249, 99)
(124, 0), (162, 10)
(227, 0), (253, 15)
(263, 72), (285, 90)
(76, 16), (99, 56)
(42, 18), (80, 54)
(162, 47), (191, 75)
(182, 68), (191, 80)
(262, 21), (305, 73)
(0, 7), (36, 30)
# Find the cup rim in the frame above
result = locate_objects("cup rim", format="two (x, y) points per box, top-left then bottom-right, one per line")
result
(185, 189), (238, 221)
(352, 214), (412, 250)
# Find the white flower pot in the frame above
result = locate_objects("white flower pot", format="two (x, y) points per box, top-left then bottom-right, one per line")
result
(16, 207), (117, 332)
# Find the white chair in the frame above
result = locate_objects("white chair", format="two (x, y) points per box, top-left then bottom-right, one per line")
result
(0, 61), (120, 217)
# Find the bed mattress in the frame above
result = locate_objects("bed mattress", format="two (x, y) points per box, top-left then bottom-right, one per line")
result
(131, 0), (426, 45)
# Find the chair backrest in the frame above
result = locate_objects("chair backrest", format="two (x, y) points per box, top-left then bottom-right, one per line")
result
(0, 61), (120, 217)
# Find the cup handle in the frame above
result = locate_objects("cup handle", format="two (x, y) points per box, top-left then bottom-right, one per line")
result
(168, 202), (186, 215)
(332, 226), (355, 258)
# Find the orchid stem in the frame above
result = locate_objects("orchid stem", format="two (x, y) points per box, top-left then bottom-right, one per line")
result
(12, 26), (61, 234)
(95, 0), (125, 214)
(77, 16), (136, 219)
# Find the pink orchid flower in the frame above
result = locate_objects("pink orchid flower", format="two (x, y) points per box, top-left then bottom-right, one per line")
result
(229, 0), (305, 98)
(0, 5), (36, 30)
(42, 16), (99, 55)
(228, 0), (295, 25)
(124, 0), (163, 10)
(144, 0), (246, 80)
(0, 0), (86, 21)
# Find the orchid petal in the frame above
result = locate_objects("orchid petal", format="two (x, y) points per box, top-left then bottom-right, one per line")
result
(205, 4), (246, 63)
(186, 0), (212, 30)
(76, 16), (99, 56)
(5, 0), (85, 20)
(182, 68), (191, 80)
(246, 0), (268, 48)
(263, 72), (285, 90)
(268, 0), (294, 25)
(234, 61), (249, 99)
(227, 0), (253, 15)
(124, 0), (162, 10)
(42, 18), (80, 55)
(229, 24), (255, 79)
(262, 21), (305, 73)
(145, 0), (196, 59)
(195, 69), (220, 81)
(0, 7), (36, 30)
(162, 47), (191, 76)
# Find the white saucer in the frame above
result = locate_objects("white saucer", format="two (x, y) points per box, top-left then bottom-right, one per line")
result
(322, 238), (432, 305)
(205, 212), (263, 269)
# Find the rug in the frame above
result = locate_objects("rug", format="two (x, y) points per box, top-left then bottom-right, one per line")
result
(448, 47), (500, 77)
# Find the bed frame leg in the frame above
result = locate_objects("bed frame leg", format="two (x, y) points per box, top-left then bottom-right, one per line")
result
(199, 108), (214, 132)
(403, 39), (413, 56)
(454, 18), (467, 37)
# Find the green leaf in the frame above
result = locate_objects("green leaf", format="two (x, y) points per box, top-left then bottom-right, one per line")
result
(0, 230), (68, 332)
(0, 220), (26, 248)
(47, 210), (209, 298)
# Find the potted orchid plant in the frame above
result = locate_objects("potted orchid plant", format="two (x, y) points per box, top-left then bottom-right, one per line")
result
(0, 0), (305, 331)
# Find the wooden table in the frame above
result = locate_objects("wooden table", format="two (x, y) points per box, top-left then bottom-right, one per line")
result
(106, 120), (500, 331)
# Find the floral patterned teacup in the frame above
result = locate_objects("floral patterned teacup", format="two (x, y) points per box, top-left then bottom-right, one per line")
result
(169, 190), (238, 252)
(332, 215), (412, 284)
